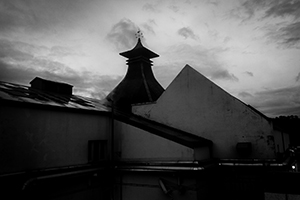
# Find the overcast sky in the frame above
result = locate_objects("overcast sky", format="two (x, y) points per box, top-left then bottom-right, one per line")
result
(0, 0), (300, 117)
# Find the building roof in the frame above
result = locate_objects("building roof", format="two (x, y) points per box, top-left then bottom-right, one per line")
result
(113, 109), (212, 148)
(105, 38), (164, 112)
(0, 80), (211, 148)
(119, 38), (159, 59)
(0, 81), (109, 112)
(30, 77), (73, 95)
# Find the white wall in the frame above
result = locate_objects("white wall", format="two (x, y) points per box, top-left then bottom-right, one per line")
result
(114, 120), (195, 161)
(133, 65), (280, 159)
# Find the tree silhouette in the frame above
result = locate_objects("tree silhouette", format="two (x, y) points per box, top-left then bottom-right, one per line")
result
(273, 115), (300, 146)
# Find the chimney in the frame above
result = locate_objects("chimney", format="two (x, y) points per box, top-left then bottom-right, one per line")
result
(30, 77), (73, 95)
(105, 38), (164, 112)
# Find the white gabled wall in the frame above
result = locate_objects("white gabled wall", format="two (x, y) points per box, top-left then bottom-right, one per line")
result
(133, 65), (279, 159)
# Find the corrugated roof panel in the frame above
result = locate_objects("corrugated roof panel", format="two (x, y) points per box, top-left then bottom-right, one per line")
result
(0, 81), (109, 112)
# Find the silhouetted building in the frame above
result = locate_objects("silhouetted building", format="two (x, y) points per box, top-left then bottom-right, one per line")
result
(105, 38), (164, 112)
(0, 38), (298, 200)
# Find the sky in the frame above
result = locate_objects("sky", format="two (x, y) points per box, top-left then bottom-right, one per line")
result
(0, 0), (300, 118)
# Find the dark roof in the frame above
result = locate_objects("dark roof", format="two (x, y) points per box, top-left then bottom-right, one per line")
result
(120, 38), (159, 59)
(112, 108), (212, 148)
(0, 81), (108, 112)
(105, 38), (164, 112)
(0, 80), (211, 148)
(105, 65), (164, 111)
(30, 77), (73, 95)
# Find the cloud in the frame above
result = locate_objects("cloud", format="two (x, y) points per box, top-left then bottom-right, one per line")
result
(141, 20), (156, 35)
(169, 4), (180, 13)
(0, 39), (121, 99)
(264, 0), (300, 19)
(296, 72), (300, 82)
(211, 69), (239, 81)
(233, 0), (300, 48)
(177, 27), (199, 40)
(106, 19), (139, 51)
(157, 44), (238, 83)
(237, 0), (300, 21)
(264, 21), (300, 48)
(49, 46), (79, 57)
(223, 36), (231, 43)
(206, 0), (220, 7)
(233, 0), (300, 20)
(243, 85), (300, 117)
(0, 59), (121, 99)
(0, 39), (34, 61)
(244, 71), (254, 77)
(238, 91), (253, 98)
(142, 3), (160, 13)
(0, 0), (89, 35)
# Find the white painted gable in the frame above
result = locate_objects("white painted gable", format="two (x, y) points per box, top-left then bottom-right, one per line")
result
(133, 65), (278, 159)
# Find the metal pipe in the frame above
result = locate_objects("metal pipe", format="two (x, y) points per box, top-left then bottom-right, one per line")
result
(111, 101), (115, 162)
(116, 165), (205, 172)
(218, 157), (291, 167)
(22, 167), (104, 191)
(0, 163), (93, 178)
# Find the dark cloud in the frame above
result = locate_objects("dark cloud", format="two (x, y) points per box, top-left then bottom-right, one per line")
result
(233, 0), (300, 48)
(206, 0), (220, 7)
(0, 0), (35, 33)
(177, 27), (199, 40)
(210, 69), (239, 81)
(0, 39), (34, 61)
(0, 59), (36, 85)
(245, 71), (254, 77)
(264, 0), (300, 19)
(158, 44), (238, 82)
(74, 71), (122, 99)
(238, 91), (253, 98)
(296, 72), (300, 82)
(50, 46), (75, 57)
(142, 3), (160, 13)
(106, 19), (138, 51)
(279, 22), (300, 48)
(0, 0), (89, 35)
(264, 21), (300, 48)
(235, 0), (300, 20)
(169, 5), (180, 13)
(0, 59), (121, 99)
(141, 23), (155, 35)
(0, 39), (121, 99)
(223, 36), (231, 43)
(244, 85), (300, 117)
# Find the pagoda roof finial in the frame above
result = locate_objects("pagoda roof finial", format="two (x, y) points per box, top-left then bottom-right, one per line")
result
(119, 30), (159, 59)
(135, 30), (143, 39)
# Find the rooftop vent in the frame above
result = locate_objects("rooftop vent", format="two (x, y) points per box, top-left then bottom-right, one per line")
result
(30, 77), (73, 95)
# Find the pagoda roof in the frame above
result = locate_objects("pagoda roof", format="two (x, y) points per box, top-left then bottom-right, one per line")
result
(119, 38), (159, 59)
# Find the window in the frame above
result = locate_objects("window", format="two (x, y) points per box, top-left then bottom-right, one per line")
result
(88, 140), (107, 163)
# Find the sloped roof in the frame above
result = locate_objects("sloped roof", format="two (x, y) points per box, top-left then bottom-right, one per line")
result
(0, 81), (108, 112)
(119, 38), (159, 59)
(0, 80), (211, 148)
(134, 64), (271, 123)
(105, 38), (164, 111)
(112, 108), (212, 148)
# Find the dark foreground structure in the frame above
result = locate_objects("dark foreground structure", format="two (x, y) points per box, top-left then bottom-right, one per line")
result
(0, 38), (299, 200)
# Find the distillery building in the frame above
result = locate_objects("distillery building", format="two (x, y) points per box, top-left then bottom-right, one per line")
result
(0, 37), (298, 200)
